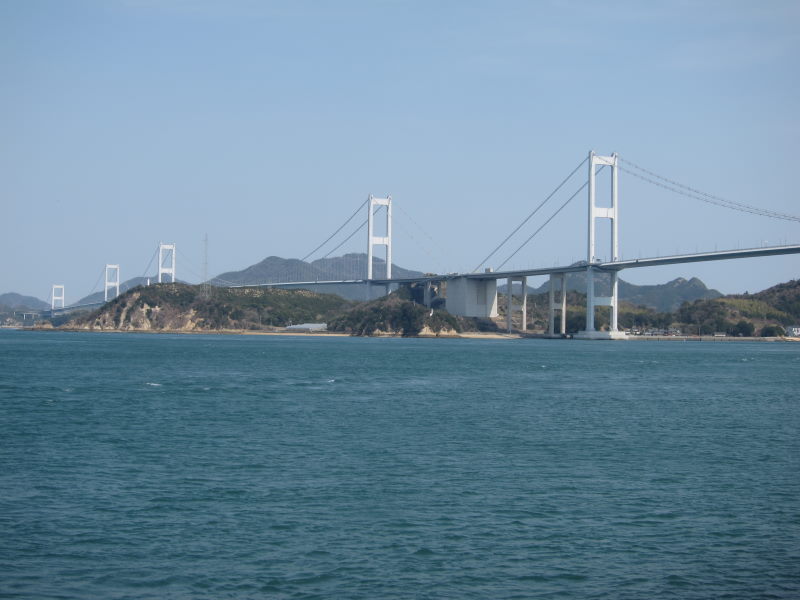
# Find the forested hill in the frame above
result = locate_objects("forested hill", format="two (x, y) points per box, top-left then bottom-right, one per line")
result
(673, 279), (800, 336)
(745, 279), (800, 319)
(0, 292), (49, 310)
(65, 284), (353, 332)
(516, 273), (723, 312)
(36, 277), (800, 338)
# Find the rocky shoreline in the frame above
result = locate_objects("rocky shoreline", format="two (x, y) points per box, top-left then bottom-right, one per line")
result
(26, 325), (798, 342)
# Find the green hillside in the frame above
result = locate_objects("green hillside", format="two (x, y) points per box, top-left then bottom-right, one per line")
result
(505, 279), (799, 336)
(67, 283), (353, 331)
(0, 292), (49, 310)
(50, 277), (800, 338)
(514, 273), (722, 312)
(746, 279), (800, 321)
(328, 289), (489, 336)
(675, 279), (800, 335)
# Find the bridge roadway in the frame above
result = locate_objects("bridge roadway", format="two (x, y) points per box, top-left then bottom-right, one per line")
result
(462, 243), (800, 281)
(44, 300), (107, 317)
(234, 243), (800, 287)
(43, 244), (799, 316)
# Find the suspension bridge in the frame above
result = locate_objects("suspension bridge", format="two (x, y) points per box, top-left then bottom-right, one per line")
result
(44, 151), (800, 339)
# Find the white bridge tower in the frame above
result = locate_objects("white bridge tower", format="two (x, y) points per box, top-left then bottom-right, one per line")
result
(51, 285), (65, 310)
(367, 195), (392, 280)
(576, 151), (626, 339)
(158, 242), (176, 283)
(104, 264), (120, 301)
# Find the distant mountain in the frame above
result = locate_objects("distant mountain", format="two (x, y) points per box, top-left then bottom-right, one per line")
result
(620, 277), (722, 312)
(75, 277), (153, 306)
(501, 272), (722, 313)
(212, 253), (424, 285)
(0, 292), (49, 310)
(211, 253), (425, 301)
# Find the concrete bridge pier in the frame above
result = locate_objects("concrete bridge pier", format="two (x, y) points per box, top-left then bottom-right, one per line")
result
(444, 277), (498, 318)
(579, 267), (626, 339)
(547, 273), (567, 336)
(423, 281), (433, 307)
(506, 276), (527, 332)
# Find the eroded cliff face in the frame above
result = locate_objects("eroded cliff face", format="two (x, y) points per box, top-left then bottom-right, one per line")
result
(62, 283), (485, 336)
(71, 292), (203, 331)
(63, 283), (354, 332)
(417, 325), (459, 337)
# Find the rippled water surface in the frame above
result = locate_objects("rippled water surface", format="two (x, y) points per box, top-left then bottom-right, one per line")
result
(1, 330), (799, 599)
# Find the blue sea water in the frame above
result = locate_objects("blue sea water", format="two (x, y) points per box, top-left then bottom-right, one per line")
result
(1, 329), (798, 599)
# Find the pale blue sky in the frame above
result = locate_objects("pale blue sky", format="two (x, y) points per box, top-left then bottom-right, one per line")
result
(2, 0), (798, 300)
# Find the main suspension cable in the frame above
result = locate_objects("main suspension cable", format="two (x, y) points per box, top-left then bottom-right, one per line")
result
(321, 219), (368, 259)
(496, 179), (590, 271)
(140, 246), (159, 279)
(393, 215), (445, 275)
(177, 247), (206, 284)
(89, 267), (105, 294)
(395, 202), (450, 259)
(301, 198), (370, 262)
(319, 205), (384, 260)
(619, 157), (800, 222)
(473, 156), (588, 272)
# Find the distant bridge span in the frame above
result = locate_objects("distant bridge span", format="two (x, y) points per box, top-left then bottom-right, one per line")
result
(230, 244), (800, 287)
(43, 244), (799, 332)
(229, 244), (800, 339)
(46, 151), (799, 338)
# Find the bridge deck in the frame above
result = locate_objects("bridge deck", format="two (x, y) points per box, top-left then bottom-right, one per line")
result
(465, 244), (800, 280)
(43, 244), (800, 312)
(222, 244), (800, 287)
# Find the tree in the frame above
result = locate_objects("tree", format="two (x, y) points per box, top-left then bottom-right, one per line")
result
(730, 320), (755, 337)
(760, 324), (785, 337)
